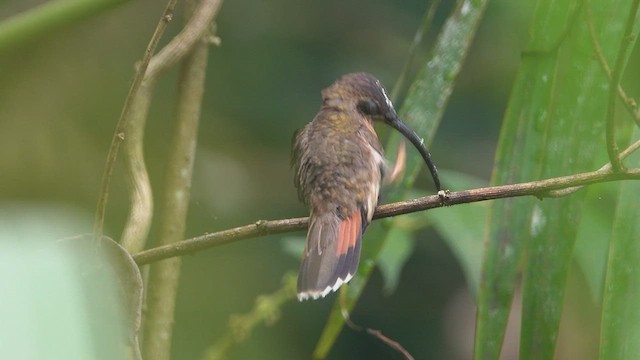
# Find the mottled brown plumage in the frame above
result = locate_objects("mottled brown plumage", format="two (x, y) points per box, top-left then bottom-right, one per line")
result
(292, 73), (440, 301)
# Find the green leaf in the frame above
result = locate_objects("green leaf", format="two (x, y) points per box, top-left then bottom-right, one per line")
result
(0, 0), (130, 52)
(474, 0), (639, 359)
(573, 184), (616, 303)
(474, 1), (577, 356)
(0, 234), (133, 359)
(312, 1), (489, 357)
(600, 130), (640, 359)
(377, 227), (416, 295)
(520, 1), (639, 358)
(430, 170), (488, 300)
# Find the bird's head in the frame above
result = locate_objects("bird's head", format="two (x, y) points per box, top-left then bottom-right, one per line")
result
(322, 73), (441, 191)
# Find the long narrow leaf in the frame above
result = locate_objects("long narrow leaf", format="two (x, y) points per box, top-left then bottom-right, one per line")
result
(475, 0), (638, 359)
(521, 1), (639, 358)
(474, 1), (577, 357)
(0, 0), (129, 52)
(600, 129), (640, 359)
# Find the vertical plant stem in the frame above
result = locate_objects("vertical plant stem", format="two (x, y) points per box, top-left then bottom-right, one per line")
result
(93, 0), (177, 241)
(120, 81), (155, 253)
(142, 2), (211, 358)
(605, 0), (640, 171)
(120, 0), (222, 254)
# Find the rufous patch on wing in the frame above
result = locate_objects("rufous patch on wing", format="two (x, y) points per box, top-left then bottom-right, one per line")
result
(350, 212), (360, 251)
(335, 217), (347, 256)
(336, 212), (361, 257)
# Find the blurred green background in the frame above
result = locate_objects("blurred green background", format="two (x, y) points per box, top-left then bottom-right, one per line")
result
(0, 0), (579, 359)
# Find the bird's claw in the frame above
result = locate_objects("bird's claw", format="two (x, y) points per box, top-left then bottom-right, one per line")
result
(437, 189), (451, 206)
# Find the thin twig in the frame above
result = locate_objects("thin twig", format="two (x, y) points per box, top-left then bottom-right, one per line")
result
(146, 0), (223, 79)
(365, 329), (415, 360)
(548, 138), (640, 196)
(605, 0), (640, 171)
(584, 0), (640, 126)
(339, 290), (415, 360)
(132, 167), (640, 266)
(339, 288), (362, 331)
(93, 0), (177, 241)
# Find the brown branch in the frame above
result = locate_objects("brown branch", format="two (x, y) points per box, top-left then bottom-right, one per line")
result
(133, 167), (640, 266)
(365, 329), (415, 360)
(548, 137), (640, 196)
(146, 0), (222, 79)
(605, 0), (640, 171)
(93, 0), (177, 241)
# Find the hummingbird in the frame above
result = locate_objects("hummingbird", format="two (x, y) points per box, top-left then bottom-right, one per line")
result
(292, 73), (441, 301)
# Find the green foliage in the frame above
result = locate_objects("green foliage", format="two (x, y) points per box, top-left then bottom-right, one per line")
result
(0, 232), (132, 359)
(202, 272), (297, 360)
(376, 226), (415, 295)
(573, 185), (614, 302)
(2, 0), (639, 358)
(310, 0), (639, 358)
(600, 128), (640, 359)
(0, 0), (129, 52)
(430, 170), (488, 300)
(475, 0), (640, 359)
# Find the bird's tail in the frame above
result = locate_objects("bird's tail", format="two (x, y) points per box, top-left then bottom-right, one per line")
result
(297, 209), (366, 301)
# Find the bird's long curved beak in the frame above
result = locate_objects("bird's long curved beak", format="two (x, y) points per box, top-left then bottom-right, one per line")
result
(385, 112), (441, 191)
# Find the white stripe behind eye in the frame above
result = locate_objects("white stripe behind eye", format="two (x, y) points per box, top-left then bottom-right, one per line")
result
(377, 80), (394, 109)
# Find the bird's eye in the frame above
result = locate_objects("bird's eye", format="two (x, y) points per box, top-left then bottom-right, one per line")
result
(357, 100), (379, 116)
